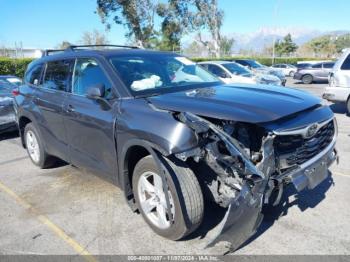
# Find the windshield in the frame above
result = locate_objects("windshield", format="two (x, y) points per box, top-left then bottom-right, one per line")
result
(110, 55), (219, 96)
(222, 63), (252, 77)
(248, 60), (264, 69)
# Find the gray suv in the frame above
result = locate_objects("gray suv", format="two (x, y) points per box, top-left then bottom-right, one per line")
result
(294, 62), (335, 84)
(14, 45), (338, 251)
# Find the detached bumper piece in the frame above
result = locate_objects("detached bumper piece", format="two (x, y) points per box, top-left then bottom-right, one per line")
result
(206, 184), (264, 251)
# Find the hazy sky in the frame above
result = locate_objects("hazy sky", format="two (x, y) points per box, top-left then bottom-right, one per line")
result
(0, 0), (349, 48)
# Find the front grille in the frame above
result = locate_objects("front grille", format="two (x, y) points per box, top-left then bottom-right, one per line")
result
(274, 120), (335, 169)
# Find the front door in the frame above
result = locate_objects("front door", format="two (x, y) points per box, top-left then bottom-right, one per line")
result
(63, 58), (117, 176)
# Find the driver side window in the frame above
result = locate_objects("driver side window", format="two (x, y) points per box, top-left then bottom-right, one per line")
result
(72, 58), (113, 98)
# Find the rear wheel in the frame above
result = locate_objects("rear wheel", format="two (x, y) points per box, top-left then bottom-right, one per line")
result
(302, 74), (313, 84)
(289, 71), (295, 77)
(24, 123), (54, 168)
(132, 155), (203, 240)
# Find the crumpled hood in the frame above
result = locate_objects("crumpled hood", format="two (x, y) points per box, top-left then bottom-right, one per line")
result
(147, 84), (321, 123)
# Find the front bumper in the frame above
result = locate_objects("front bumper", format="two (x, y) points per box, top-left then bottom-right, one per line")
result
(207, 130), (337, 251)
(293, 72), (303, 80)
(276, 138), (337, 191)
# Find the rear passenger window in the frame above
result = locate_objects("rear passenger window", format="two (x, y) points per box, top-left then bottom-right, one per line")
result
(25, 64), (44, 85)
(72, 58), (112, 98)
(42, 60), (73, 91)
(312, 64), (322, 69)
(341, 54), (350, 70)
(323, 63), (334, 69)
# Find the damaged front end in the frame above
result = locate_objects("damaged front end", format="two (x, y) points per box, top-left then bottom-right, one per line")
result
(170, 111), (337, 251)
(173, 112), (276, 250)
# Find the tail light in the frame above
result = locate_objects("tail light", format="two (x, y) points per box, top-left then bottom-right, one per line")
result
(12, 88), (20, 96)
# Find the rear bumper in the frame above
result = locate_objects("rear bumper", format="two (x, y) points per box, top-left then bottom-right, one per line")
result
(322, 86), (350, 102)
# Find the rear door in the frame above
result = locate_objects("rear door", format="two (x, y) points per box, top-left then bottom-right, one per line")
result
(321, 62), (334, 79)
(310, 63), (323, 80)
(63, 57), (117, 176)
(34, 59), (74, 162)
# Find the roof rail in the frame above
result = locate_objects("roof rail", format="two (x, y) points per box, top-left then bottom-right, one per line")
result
(41, 49), (66, 57)
(41, 44), (140, 57)
(67, 44), (140, 50)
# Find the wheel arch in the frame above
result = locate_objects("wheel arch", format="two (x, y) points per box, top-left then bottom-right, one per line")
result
(18, 115), (32, 148)
(119, 139), (171, 211)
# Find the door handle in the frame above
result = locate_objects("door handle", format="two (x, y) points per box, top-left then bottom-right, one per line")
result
(66, 104), (75, 113)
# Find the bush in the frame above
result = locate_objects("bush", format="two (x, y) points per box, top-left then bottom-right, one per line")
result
(191, 56), (331, 66)
(0, 58), (34, 78)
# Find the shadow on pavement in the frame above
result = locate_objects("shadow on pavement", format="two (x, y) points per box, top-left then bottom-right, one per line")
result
(239, 172), (334, 250)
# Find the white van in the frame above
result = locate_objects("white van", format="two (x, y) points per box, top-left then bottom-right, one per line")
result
(323, 48), (350, 114)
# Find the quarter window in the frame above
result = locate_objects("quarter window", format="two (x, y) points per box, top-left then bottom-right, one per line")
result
(72, 58), (112, 98)
(341, 54), (350, 70)
(43, 60), (73, 91)
(25, 64), (44, 85)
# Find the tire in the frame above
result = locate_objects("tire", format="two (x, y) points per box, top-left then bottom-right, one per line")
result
(347, 97), (350, 116)
(24, 123), (54, 168)
(132, 155), (204, 240)
(289, 71), (295, 77)
(302, 74), (313, 84)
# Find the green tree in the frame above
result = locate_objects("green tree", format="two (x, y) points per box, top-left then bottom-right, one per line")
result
(334, 34), (350, 53)
(96, 0), (156, 48)
(274, 33), (298, 57)
(193, 0), (223, 58)
(219, 36), (234, 56)
(306, 35), (336, 57)
(155, 0), (192, 51)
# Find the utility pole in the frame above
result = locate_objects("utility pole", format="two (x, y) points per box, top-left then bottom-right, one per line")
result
(272, 0), (280, 65)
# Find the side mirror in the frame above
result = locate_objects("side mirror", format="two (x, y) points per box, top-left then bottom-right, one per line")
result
(87, 83), (105, 99)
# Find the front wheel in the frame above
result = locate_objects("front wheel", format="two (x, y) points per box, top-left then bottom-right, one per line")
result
(132, 155), (204, 240)
(289, 71), (295, 77)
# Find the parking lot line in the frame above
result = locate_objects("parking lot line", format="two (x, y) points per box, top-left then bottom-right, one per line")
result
(0, 180), (97, 262)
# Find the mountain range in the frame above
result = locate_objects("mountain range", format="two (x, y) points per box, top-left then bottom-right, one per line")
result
(228, 27), (350, 53)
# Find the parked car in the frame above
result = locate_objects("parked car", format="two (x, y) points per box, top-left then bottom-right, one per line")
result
(323, 48), (350, 114)
(233, 59), (287, 85)
(294, 62), (335, 84)
(15, 45), (338, 251)
(0, 75), (22, 87)
(0, 75), (21, 133)
(199, 61), (281, 85)
(271, 63), (297, 77)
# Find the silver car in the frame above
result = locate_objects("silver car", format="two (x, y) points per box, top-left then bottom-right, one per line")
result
(293, 62), (335, 84)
